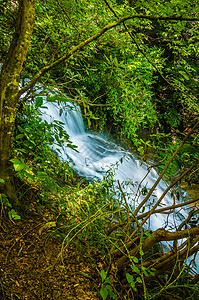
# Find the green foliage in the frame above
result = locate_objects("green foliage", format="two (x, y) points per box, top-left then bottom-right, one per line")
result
(12, 97), (77, 197)
(154, 133), (199, 181)
(8, 209), (21, 220)
(1, 192), (12, 208)
(0, 0), (16, 62)
(51, 171), (199, 299)
(11, 0), (197, 162)
(0, 193), (21, 220)
(54, 177), (122, 256)
(10, 158), (32, 181)
(126, 272), (137, 291)
(69, 32), (160, 148)
(15, 105), (72, 155)
(1, 0), (199, 298)
(10, 98), (199, 299)
(0, 178), (5, 184)
(100, 270), (116, 300)
(15, 96), (76, 157)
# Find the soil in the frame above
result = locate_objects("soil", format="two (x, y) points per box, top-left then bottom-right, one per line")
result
(0, 205), (101, 300)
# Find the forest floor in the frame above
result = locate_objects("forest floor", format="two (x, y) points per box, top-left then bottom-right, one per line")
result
(0, 201), (101, 300)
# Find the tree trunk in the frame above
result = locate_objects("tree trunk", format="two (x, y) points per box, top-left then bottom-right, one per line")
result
(0, 0), (36, 206)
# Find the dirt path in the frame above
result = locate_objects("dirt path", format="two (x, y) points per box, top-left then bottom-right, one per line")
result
(0, 213), (100, 300)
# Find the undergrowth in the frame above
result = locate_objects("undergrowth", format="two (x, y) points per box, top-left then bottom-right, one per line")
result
(1, 99), (199, 300)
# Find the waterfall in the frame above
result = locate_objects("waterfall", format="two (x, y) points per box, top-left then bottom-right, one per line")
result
(39, 98), (198, 272)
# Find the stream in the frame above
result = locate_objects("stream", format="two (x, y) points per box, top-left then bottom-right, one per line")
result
(38, 97), (198, 273)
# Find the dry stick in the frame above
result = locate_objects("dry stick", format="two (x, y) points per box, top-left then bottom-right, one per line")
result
(118, 180), (130, 218)
(134, 159), (198, 232)
(143, 236), (189, 269)
(177, 209), (196, 232)
(124, 239), (193, 281)
(107, 148), (198, 238)
(190, 273), (199, 284)
(124, 221), (199, 265)
(127, 32), (192, 101)
(138, 196), (199, 219)
(112, 163), (197, 256)
(134, 166), (153, 203)
(134, 122), (199, 216)
(90, 80), (119, 105)
(173, 208), (196, 250)
(118, 180), (140, 244)
(57, 0), (82, 35)
(140, 159), (198, 217)
(103, 0), (118, 18)
(106, 194), (199, 237)
(121, 223), (199, 264)
(133, 236), (191, 285)
(125, 122), (199, 242)
(48, 46), (60, 64)
(124, 230), (199, 285)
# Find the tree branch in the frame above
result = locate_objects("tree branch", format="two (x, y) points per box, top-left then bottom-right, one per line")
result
(133, 123), (199, 216)
(17, 14), (199, 98)
(115, 226), (199, 270)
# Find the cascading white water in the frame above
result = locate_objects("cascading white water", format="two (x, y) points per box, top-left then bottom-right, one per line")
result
(39, 98), (198, 272)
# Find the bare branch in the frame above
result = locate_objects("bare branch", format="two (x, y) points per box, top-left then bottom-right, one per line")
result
(107, 158), (198, 237)
(138, 196), (199, 219)
(133, 125), (199, 216)
(137, 159), (198, 227)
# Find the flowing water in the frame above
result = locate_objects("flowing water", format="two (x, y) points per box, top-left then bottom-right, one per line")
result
(38, 98), (198, 272)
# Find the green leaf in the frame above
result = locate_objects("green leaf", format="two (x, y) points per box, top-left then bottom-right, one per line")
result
(108, 291), (116, 299)
(46, 95), (68, 103)
(131, 265), (140, 274)
(148, 269), (155, 276)
(126, 273), (134, 283)
(1, 194), (12, 208)
(100, 270), (107, 282)
(37, 172), (47, 180)
(25, 172), (34, 181)
(15, 134), (24, 139)
(35, 96), (43, 108)
(139, 249), (144, 256)
(0, 178), (5, 184)
(136, 277), (142, 283)
(14, 164), (25, 172)
(100, 286), (108, 300)
(10, 158), (21, 164)
(9, 158), (29, 172)
(8, 209), (21, 220)
(131, 256), (139, 263)
(151, 268), (156, 272)
(105, 285), (112, 291)
(140, 237), (145, 243)
(104, 277), (112, 284)
(126, 273), (137, 291)
(141, 266), (149, 276)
